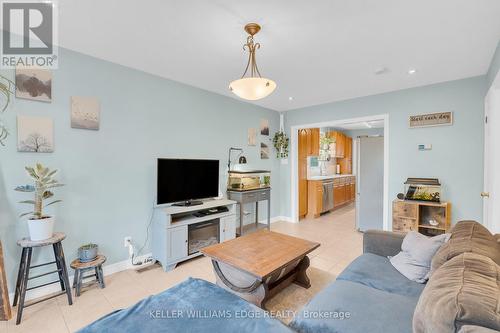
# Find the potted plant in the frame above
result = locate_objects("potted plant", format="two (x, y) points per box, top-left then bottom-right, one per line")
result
(272, 131), (289, 159)
(78, 243), (98, 262)
(0, 75), (15, 146)
(15, 163), (64, 241)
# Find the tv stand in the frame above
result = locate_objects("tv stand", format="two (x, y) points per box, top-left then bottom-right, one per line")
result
(152, 199), (236, 271)
(172, 200), (203, 207)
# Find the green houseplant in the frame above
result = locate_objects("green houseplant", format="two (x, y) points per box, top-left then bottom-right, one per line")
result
(15, 163), (64, 241)
(0, 75), (15, 146)
(272, 131), (289, 159)
(78, 243), (99, 262)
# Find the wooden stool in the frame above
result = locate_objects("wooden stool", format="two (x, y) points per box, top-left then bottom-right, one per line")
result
(70, 255), (106, 296)
(14, 232), (73, 325)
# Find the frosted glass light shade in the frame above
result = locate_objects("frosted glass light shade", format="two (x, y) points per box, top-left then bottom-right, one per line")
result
(229, 77), (277, 101)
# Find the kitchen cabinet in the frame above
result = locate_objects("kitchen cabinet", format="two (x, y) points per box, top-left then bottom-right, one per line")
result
(333, 185), (345, 207)
(327, 131), (346, 158)
(338, 136), (353, 174)
(333, 176), (356, 209)
(308, 128), (320, 156)
(307, 180), (323, 218)
(298, 128), (321, 219)
(298, 129), (309, 219)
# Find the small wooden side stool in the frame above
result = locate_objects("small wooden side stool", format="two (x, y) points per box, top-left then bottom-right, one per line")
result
(14, 232), (73, 325)
(70, 255), (106, 296)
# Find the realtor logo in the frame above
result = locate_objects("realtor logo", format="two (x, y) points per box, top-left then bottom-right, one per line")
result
(1, 1), (58, 68)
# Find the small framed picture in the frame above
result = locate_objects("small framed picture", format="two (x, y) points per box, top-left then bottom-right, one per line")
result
(71, 96), (100, 130)
(260, 119), (269, 136)
(15, 67), (52, 102)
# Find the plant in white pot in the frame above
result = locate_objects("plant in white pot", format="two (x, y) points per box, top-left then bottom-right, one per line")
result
(15, 163), (64, 241)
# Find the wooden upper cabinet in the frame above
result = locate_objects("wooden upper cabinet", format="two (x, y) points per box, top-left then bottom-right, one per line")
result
(308, 128), (320, 156)
(345, 136), (352, 160)
(328, 131), (345, 158)
(298, 129), (308, 159)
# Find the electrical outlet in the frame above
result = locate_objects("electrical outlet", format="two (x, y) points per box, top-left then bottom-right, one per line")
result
(124, 236), (132, 247)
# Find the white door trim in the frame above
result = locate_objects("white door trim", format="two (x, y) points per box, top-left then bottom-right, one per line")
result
(484, 71), (500, 232)
(290, 114), (390, 231)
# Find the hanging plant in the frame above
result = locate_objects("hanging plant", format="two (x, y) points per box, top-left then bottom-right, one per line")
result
(0, 75), (15, 146)
(272, 131), (289, 159)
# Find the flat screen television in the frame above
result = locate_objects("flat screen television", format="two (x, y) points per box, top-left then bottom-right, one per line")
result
(157, 158), (219, 206)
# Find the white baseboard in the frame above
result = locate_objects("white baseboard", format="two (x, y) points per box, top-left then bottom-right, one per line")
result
(259, 216), (294, 224)
(9, 253), (152, 305)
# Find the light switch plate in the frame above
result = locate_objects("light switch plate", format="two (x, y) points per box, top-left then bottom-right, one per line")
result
(418, 144), (432, 151)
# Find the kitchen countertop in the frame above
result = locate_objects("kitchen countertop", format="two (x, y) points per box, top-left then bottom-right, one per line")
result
(308, 174), (354, 181)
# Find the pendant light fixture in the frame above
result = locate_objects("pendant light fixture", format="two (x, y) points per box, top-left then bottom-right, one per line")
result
(229, 23), (276, 101)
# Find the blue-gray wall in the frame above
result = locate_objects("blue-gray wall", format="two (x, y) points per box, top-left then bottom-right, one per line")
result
(0, 48), (280, 291)
(280, 76), (487, 224)
(487, 40), (500, 88)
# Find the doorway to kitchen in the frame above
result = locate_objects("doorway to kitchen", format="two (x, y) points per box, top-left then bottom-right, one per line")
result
(292, 115), (389, 232)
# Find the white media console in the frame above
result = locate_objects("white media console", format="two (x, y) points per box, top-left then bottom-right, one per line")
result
(152, 199), (237, 271)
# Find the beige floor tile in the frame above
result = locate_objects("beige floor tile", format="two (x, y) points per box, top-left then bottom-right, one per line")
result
(310, 256), (337, 272)
(58, 287), (114, 332)
(7, 298), (68, 333)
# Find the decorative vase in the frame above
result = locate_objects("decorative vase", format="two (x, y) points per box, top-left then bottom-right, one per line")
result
(78, 244), (98, 262)
(27, 216), (55, 241)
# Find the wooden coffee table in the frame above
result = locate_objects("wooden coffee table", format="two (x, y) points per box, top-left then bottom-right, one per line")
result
(201, 230), (319, 308)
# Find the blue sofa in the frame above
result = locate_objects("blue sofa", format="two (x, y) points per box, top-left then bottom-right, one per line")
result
(290, 230), (423, 333)
(80, 225), (500, 332)
(80, 230), (413, 333)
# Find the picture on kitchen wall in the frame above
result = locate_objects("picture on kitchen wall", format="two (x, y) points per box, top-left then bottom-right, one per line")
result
(260, 118), (269, 136)
(248, 128), (256, 146)
(15, 67), (52, 102)
(17, 115), (54, 152)
(260, 142), (269, 159)
(71, 96), (100, 130)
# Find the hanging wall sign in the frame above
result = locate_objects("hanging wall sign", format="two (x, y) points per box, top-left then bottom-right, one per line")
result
(409, 112), (453, 128)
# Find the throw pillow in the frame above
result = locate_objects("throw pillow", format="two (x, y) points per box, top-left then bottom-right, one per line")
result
(390, 231), (450, 283)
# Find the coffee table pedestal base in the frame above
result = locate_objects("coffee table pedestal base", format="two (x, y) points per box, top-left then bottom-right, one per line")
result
(211, 256), (311, 308)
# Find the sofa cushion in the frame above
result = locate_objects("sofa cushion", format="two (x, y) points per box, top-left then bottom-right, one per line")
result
(78, 277), (293, 333)
(431, 220), (500, 274)
(459, 326), (500, 333)
(413, 252), (500, 333)
(390, 231), (450, 283)
(290, 279), (419, 333)
(337, 253), (425, 298)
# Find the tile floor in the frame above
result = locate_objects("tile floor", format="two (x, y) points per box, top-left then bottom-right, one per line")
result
(4, 204), (362, 332)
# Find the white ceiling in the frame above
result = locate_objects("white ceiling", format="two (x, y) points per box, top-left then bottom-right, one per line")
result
(57, 0), (500, 111)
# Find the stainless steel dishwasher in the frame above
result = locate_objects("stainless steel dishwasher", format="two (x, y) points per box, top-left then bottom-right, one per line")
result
(321, 181), (334, 213)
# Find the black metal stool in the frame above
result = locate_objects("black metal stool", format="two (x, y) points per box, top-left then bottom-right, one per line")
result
(13, 232), (73, 325)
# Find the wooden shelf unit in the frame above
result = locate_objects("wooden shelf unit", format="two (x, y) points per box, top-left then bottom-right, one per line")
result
(392, 199), (451, 236)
